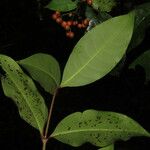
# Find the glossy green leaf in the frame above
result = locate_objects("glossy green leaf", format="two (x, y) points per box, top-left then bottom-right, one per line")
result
(92, 0), (116, 12)
(61, 12), (135, 87)
(45, 0), (77, 12)
(18, 53), (61, 94)
(51, 110), (150, 147)
(99, 144), (114, 150)
(129, 50), (150, 81)
(129, 3), (150, 50)
(0, 55), (48, 134)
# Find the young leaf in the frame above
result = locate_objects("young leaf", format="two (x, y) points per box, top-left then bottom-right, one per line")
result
(18, 53), (61, 94)
(0, 55), (48, 134)
(129, 50), (150, 81)
(98, 144), (114, 150)
(51, 110), (150, 147)
(61, 12), (135, 87)
(45, 0), (77, 12)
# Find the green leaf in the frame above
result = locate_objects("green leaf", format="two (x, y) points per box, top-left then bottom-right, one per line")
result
(61, 12), (135, 87)
(92, 0), (116, 12)
(45, 0), (77, 12)
(0, 55), (48, 134)
(129, 50), (150, 81)
(51, 110), (150, 147)
(128, 3), (150, 50)
(18, 53), (61, 94)
(99, 144), (114, 150)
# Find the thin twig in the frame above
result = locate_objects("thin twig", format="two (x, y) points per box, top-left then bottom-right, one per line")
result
(44, 87), (59, 138)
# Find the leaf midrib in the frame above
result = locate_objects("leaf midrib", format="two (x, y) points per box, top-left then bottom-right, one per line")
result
(61, 19), (130, 86)
(51, 128), (146, 137)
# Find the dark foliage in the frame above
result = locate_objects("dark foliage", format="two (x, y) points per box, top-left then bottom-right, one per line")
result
(0, 0), (150, 149)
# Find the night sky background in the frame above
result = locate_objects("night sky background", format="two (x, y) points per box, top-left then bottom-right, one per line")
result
(0, 0), (150, 149)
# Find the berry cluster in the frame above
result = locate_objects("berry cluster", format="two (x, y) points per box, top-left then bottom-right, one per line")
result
(52, 11), (90, 39)
(51, 0), (93, 38)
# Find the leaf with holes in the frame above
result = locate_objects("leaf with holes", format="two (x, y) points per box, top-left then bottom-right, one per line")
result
(51, 110), (150, 147)
(18, 53), (61, 94)
(45, 0), (77, 12)
(0, 55), (48, 134)
(98, 144), (114, 150)
(61, 12), (135, 87)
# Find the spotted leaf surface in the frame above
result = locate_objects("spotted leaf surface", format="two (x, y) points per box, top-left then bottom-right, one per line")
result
(45, 0), (77, 12)
(0, 55), (48, 134)
(51, 110), (150, 147)
(61, 12), (134, 87)
(19, 53), (61, 94)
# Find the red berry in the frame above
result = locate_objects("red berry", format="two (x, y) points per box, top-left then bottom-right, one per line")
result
(77, 23), (82, 28)
(73, 21), (78, 26)
(64, 25), (70, 30)
(56, 17), (62, 24)
(66, 32), (70, 37)
(81, 23), (86, 28)
(87, 0), (92, 5)
(83, 18), (89, 26)
(67, 21), (73, 26)
(52, 13), (58, 20)
(66, 31), (74, 38)
(61, 21), (67, 28)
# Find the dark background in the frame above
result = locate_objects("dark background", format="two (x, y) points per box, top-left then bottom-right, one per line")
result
(0, 0), (150, 149)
